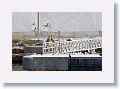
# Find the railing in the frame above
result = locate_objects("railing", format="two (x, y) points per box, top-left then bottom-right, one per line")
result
(43, 37), (102, 54)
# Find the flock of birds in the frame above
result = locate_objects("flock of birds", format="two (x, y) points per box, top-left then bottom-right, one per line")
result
(31, 21), (51, 36)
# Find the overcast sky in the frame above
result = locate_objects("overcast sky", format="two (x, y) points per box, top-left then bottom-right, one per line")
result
(12, 12), (102, 32)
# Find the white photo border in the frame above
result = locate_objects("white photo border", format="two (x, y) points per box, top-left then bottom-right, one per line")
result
(0, 0), (114, 83)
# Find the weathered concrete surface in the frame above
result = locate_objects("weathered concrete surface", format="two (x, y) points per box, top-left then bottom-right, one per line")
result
(22, 56), (102, 71)
(22, 57), (68, 71)
(68, 57), (102, 71)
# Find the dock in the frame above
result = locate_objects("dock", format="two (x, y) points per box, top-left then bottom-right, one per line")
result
(22, 54), (102, 71)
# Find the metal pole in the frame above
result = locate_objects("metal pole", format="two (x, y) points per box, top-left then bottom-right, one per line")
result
(37, 12), (39, 35)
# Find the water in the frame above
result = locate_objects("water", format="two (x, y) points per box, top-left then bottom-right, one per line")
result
(12, 63), (24, 71)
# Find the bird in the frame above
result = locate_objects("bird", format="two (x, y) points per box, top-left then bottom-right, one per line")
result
(33, 27), (37, 32)
(42, 23), (51, 28)
(69, 54), (71, 59)
(32, 21), (35, 25)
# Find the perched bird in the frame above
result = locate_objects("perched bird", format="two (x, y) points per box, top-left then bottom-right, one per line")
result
(69, 54), (71, 59)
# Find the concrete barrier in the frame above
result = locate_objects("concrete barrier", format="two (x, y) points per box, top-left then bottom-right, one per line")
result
(22, 57), (68, 71)
(22, 55), (102, 71)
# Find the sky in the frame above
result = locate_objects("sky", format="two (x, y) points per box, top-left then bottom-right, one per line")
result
(12, 12), (102, 32)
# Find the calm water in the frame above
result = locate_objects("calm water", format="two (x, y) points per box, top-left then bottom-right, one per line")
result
(12, 63), (24, 71)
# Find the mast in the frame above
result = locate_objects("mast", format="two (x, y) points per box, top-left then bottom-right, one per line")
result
(37, 12), (39, 35)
